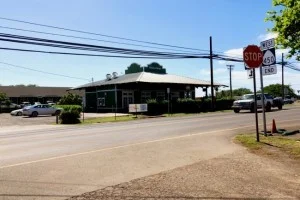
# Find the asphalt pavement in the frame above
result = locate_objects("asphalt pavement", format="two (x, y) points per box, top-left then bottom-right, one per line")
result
(0, 107), (299, 199)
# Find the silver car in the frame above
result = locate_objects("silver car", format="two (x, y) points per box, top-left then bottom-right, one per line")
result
(10, 109), (23, 116)
(22, 104), (62, 117)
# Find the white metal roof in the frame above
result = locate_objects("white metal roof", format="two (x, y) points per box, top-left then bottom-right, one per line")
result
(73, 72), (226, 89)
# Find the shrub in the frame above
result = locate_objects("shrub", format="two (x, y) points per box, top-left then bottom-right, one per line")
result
(146, 99), (167, 115)
(55, 105), (82, 113)
(56, 105), (82, 124)
(59, 111), (81, 124)
(58, 92), (82, 105)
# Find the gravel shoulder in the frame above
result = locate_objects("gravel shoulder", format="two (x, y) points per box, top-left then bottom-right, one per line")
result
(69, 149), (300, 200)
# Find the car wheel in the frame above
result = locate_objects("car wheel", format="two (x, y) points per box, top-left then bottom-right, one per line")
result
(55, 110), (61, 116)
(31, 111), (38, 117)
(250, 104), (255, 113)
(266, 103), (271, 112)
(17, 112), (22, 116)
(233, 108), (240, 113)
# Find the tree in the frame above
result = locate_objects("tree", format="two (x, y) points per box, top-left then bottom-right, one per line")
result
(27, 84), (38, 87)
(0, 92), (7, 102)
(58, 92), (82, 105)
(0, 92), (11, 112)
(217, 88), (252, 99)
(266, 0), (300, 60)
(262, 83), (296, 97)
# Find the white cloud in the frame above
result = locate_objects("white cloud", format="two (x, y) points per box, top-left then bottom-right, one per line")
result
(200, 68), (227, 76)
(275, 48), (289, 58)
(258, 32), (278, 41)
(217, 48), (243, 65)
(224, 48), (243, 58)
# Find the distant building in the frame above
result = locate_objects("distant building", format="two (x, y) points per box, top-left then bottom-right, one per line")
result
(73, 63), (226, 113)
(0, 86), (83, 104)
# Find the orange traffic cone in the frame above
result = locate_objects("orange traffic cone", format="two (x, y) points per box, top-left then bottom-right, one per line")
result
(271, 119), (277, 133)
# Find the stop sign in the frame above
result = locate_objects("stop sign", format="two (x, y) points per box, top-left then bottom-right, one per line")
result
(243, 45), (263, 68)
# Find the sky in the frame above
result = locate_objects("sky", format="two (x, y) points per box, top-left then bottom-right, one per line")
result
(0, 0), (299, 96)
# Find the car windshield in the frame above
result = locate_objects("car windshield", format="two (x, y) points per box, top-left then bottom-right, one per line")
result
(241, 94), (254, 100)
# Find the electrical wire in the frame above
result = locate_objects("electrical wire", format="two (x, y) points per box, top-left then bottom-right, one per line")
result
(0, 25), (201, 54)
(0, 47), (208, 59)
(0, 33), (206, 57)
(0, 61), (90, 81)
(0, 17), (208, 52)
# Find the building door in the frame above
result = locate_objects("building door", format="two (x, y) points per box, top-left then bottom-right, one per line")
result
(122, 91), (134, 108)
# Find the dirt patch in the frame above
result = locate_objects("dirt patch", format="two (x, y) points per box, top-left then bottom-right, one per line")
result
(68, 150), (300, 200)
(0, 113), (57, 127)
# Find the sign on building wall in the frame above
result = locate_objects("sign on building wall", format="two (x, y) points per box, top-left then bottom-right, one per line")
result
(129, 104), (148, 113)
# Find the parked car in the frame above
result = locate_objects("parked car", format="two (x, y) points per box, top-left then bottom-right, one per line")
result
(10, 109), (23, 116)
(283, 95), (295, 104)
(232, 93), (283, 113)
(0, 102), (20, 109)
(20, 102), (32, 108)
(22, 104), (62, 117)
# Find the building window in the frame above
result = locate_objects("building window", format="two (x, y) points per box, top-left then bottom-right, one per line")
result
(156, 91), (165, 101)
(98, 97), (105, 107)
(184, 91), (192, 98)
(141, 91), (151, 103)
(171, 92), (179, 100)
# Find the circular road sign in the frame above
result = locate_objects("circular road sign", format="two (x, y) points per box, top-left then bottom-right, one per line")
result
(243, 45), (263, 68)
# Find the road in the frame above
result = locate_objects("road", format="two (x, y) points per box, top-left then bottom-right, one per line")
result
(0, 108), (299, 199)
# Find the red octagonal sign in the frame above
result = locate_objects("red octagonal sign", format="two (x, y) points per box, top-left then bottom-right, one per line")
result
(243, 45), (263, 68)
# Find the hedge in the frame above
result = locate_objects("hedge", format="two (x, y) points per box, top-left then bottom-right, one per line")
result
(146, 98), (234, 114)
(55, 105), (82, 124)
(54, 105), (82, 113)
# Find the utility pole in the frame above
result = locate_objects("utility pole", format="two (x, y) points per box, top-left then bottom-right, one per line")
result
(209, 36), (214, 111)
(282, 53), (284, 99)
(227, 65), (234, 98)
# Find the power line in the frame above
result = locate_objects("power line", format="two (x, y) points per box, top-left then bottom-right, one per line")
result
(0, 25), (201, 54)
(0, 17), (208, 52)
(0, 33), (205, 57)
(0, 33), (266, 62)
(0, 61), (90, 81)
(0, 47), (206, 59)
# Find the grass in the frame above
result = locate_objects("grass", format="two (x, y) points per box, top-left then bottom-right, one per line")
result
(235, 134), (300, 158)
(79, 110), (233, 125)
(162, 110), (232, 117)
(80, 115), (141, 124)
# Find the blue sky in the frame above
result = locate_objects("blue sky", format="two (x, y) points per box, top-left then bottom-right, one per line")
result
(0, 0), (299, 96)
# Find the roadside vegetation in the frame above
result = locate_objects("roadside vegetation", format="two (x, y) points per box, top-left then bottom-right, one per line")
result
(80, 115), (138, 124)
(235, 134), (300, 159)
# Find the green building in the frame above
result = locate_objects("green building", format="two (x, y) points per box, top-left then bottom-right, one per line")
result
(73, 63), (226, 113)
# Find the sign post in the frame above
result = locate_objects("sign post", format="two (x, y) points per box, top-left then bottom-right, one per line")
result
(259, 66), (267, 137)
(260, 38), (276, 137)
(167, 88), (170, 116)
(243, 45), (263, 142)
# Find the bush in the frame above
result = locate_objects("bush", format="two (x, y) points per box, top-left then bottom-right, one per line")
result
(145, 98), (234, 115)
(55, 105), (82, 113)
(56, 105), (82, 124)
(59, 111), (81, 124)
(58, 92), (82, 105)
(146, 99), (167, 115)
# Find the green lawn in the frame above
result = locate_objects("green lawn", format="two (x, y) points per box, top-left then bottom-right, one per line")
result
(80, 110), (233, 125)
(235, 134), (300, 158)
(80, 115), (139, 124)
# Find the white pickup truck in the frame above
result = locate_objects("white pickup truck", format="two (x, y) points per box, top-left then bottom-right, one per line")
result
(232, 93), (283, 113)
